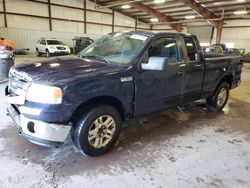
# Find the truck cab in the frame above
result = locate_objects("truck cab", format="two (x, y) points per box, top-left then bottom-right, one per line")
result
(6, 31), (243, 157)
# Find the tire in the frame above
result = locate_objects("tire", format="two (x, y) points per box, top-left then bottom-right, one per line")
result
(46, 49), (51, 58)
(71, 105), (122, 157)
(36, 48), (41, 57)
(206, 82), (230, 112)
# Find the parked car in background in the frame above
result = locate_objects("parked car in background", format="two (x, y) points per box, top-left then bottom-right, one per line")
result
(210, 44), (245, 57)
(36, 38), (70, 58)
(72, 37), (94, 55)
(203, 46), (224, 55)
(212, 44), (227, 53)
(243, 52), (250, 62)
(227, 48), (245, 56)
(6, 31), (243, 157)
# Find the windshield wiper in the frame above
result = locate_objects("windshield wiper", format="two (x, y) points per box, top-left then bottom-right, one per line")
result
(82, 55), (111, 64)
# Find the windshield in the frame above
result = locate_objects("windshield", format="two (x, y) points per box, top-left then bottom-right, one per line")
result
(47, 40), (64, 45)
(80, 33), (148, 65)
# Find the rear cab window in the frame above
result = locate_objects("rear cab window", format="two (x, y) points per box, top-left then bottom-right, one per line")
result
(183, 36), (199, 62)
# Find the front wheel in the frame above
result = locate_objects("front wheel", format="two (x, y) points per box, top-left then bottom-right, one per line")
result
(71, 105), (122, 157)
(46, 50), (51, 58)
(206, 82), (230, 112)
(36, 48), (41, 57)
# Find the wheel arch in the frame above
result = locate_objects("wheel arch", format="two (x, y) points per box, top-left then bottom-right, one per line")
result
(206, 74), (232, 112)
(71, 96), (126, 123)
(215, 74), (233, 91)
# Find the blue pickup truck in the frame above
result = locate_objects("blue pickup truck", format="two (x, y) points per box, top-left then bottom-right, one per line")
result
(6, 31), (243, 156)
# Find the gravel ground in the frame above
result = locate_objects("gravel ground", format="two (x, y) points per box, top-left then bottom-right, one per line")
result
(0, 55), (249, 188)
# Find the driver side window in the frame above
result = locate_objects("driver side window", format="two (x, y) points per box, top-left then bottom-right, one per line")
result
(148, 37), (178, 63)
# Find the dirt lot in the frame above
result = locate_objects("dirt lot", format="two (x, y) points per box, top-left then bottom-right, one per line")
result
(0, 55), (250, 188)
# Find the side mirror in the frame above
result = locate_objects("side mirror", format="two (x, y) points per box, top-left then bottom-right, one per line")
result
(141, 57), (168, 71)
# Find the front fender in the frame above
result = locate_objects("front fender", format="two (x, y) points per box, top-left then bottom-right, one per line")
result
(65, 72), (135, 120)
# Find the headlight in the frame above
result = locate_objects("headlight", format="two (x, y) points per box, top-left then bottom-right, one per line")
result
(26, 84), (62, 104)
(49, 46), (56, 49)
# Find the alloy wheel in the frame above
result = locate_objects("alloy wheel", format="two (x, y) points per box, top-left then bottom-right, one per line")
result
(217, 87), (227, 107)
(88, 115), (116, 149)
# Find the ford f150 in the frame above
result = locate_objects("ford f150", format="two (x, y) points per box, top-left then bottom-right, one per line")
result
(6, 31), (243, 156)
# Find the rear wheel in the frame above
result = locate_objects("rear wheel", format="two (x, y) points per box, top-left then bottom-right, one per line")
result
(206, 82), (230, 112)
(71, 105), (122, 157)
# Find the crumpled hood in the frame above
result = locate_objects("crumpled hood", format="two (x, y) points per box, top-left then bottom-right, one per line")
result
(13, 56), (126, 84)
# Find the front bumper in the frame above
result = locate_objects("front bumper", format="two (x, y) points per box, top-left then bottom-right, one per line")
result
(7, 103), (72, 147)
(50, 50), (70, 55)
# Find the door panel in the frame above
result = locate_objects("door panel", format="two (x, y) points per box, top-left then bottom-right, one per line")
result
(134, 37), (185, 116)
(181, 37), (205, 103)
(181, 61), (205, 102)
(134, 63), (185, 116)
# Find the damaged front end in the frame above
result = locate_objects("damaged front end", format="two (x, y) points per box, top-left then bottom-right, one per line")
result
(6, 68), (72, 147)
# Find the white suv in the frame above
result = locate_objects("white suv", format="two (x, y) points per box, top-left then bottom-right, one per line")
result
(36, 38), (71, 57)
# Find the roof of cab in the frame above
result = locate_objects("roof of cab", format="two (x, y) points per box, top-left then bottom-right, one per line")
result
(117, 30), (193, 38)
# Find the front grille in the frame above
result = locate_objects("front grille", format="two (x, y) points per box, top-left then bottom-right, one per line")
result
(56, 47), (66, 50)
(8, 69), (31, 96)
